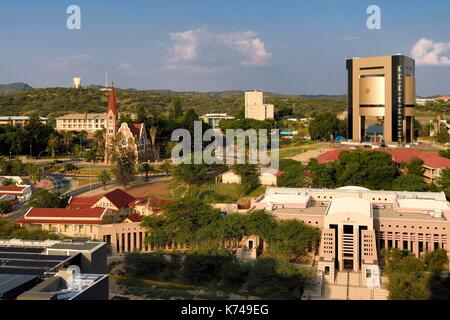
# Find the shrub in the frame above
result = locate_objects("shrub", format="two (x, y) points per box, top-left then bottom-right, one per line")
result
(124, 253), (167, 277)
(0, 200), (13, 214)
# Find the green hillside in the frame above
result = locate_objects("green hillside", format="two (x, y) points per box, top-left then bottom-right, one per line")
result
(0, 86), (347, 119)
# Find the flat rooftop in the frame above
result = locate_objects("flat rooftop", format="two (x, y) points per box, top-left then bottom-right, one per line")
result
(272, 201), (447, 222)
(46, 242), (104, 252)
(0, 274), (38, 299)
(0, 246), (75, 276)
(373, 207), (447, 222)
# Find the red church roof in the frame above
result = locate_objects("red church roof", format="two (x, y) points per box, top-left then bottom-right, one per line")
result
(106, 85), (118, 115)
(102, 188), (137, 209)
(129, 123), (142, 139)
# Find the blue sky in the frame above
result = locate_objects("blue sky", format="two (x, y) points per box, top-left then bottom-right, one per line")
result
(0, 0), (449, 95)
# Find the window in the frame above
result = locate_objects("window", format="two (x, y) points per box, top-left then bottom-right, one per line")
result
(325, 266), (330, 276)
(366, 269), (372, 279)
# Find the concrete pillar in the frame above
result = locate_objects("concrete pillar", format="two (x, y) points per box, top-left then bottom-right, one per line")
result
(112, 233), (118, 254)
(118, 233), (123, 254)
(413, 241), (419, 258)
(338, 225), (344, 271)
(354, 228), (359, 272)
(125, 233), (130, 252)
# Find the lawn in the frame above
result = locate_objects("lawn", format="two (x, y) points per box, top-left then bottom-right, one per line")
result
(78, 167), (111, 176)
(74, 178), (97, 187)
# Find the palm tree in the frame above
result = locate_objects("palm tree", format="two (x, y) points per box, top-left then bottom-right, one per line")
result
(28, 164), (45, 183)
(47, 134), (59, 158)
(94, 128), (106, 155)
(149, 126), (157, 161)
(97, 170), (112, 189)
(139, 163), (153, 181)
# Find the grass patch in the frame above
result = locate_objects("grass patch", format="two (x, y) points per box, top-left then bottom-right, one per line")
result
(74, 178), (96, 187)
(78, 167), (111, 176)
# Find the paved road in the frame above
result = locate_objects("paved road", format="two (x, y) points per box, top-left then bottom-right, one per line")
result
(46, 173), (71, 193)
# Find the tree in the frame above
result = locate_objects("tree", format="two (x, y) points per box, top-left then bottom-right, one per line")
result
(47, 134), (59, 158)
(407, 157), (424, 176)
(174, 161), (226, 185)
(29, 189), (68, 208)
(392, 174), (425, 192)
(436, 123), (450, 144)
(149, 126), (158, 160)
(142, 197), (222, 247)
(159, 161), (172, 176)
(139, 163), (153, 181)
(232, 164), (260, 194)
(111, 133), (137, 189)
(93, 128), (106, 156)
(278, 159), (304, 188)
(266, 220), (320, 261)
(308, 112), (345, 141)
(26, 164), (45, 183)
(335, 150), (398, 190)
(439, 149), (450, 159)
(438, 168), (450, 189)
(168, 97), (183, 120)
(97, 170), (112, 189)
(0, 200), (13, 214)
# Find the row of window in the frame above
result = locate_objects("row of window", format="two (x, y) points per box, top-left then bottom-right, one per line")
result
(381, 224), (446, 231)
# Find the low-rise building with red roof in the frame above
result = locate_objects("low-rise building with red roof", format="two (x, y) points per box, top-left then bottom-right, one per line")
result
(317, 148), (450, 184)
(17, 207), (107, 237)
(0, 185), (32, 203)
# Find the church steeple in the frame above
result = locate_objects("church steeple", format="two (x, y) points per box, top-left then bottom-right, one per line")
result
(106, 83), (118, 115)
(104, 83), (118, 164)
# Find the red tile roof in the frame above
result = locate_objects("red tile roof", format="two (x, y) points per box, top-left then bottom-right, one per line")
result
(0, 185), (27, 193)
(317, 148), (450, 169)
(102, 188), (136, 209)
(25, 207), (106, 219)
(385, 149), (450, 168)
(16, 218), (101, 225)
(126, 213), (142, 223)
(66, 195), (102, 209)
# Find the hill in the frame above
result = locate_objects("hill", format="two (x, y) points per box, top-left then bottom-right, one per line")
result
(0, 87), (347, 119)
(0, 82), (33, 95)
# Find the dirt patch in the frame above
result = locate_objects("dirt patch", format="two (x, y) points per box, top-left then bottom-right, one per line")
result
(289, 148), (334, 164)
(126, 180), (173, 199)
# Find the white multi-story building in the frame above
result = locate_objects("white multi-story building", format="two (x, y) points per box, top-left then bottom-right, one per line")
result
(245, 91), (274, 121)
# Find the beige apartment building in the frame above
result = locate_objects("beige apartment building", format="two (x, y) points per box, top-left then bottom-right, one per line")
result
(55, 113), (106, 133)
(0, 116), (48, 126)
(346, 55), (416, 144)
(245, 91), (274, 121)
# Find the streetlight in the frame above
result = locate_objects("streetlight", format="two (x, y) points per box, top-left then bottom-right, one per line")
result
(9, 143), (19, 160)
(37, 149), (48, 160)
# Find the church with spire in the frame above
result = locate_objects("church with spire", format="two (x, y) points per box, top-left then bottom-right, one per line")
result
(104, 85), (150, 164)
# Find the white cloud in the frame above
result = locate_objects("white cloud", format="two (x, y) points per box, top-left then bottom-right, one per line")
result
(167, 28), (272, 67)
(411, 38), (450, 66)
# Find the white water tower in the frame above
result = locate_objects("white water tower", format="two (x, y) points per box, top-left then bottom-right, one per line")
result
(73, 77), (82, 89)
